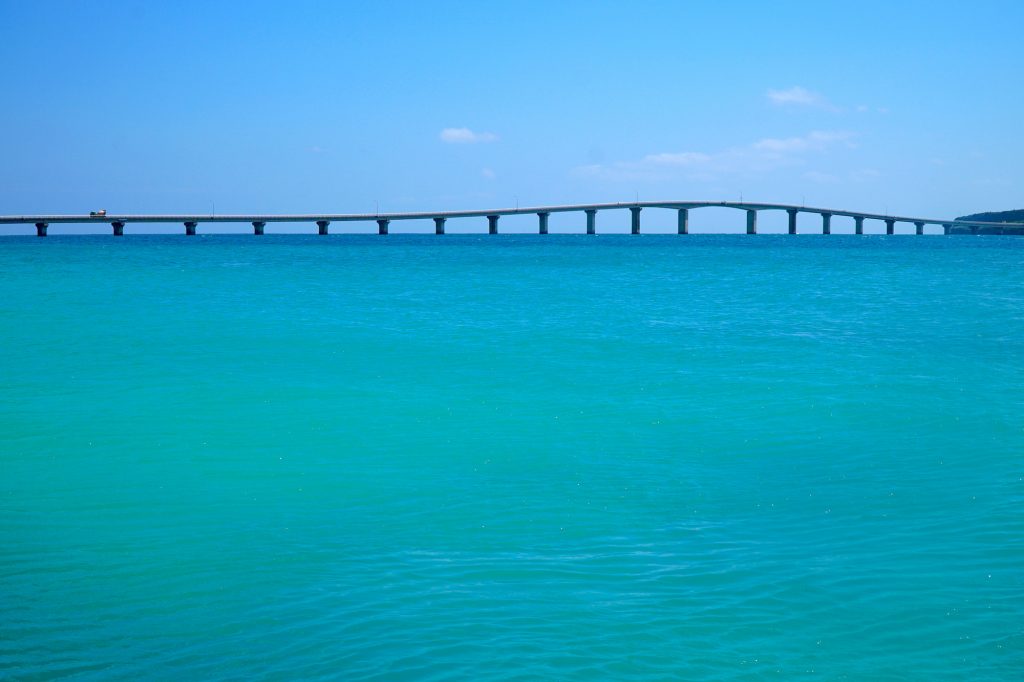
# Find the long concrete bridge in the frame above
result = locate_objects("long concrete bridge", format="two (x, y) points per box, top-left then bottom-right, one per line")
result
(4, 201), (1023, 236)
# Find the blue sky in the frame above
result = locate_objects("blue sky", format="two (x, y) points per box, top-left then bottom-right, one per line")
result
(1, 0), (1022, 231)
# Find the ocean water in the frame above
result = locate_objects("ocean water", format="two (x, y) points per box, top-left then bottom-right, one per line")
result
(1, 235), (1022, 681)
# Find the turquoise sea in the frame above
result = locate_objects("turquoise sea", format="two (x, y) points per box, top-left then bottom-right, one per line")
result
(1, 235), (1022, 680)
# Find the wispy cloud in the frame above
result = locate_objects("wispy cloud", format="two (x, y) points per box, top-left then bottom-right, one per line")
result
(481, 168), (496, 180)
(574, 131), (854, 183)
(641, 152), (713, 166)
(767, 86), (838, 111)
(754, 130), (854, 153)
(440, 127), (498, 143)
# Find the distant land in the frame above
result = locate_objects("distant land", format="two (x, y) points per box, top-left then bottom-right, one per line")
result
(956, 209), (1024, 223)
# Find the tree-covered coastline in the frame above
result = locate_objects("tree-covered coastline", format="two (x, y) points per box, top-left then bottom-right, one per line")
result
(956, 209), (1024, 223)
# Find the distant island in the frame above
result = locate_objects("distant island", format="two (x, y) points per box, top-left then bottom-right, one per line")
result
(956, 209), (1024, 223)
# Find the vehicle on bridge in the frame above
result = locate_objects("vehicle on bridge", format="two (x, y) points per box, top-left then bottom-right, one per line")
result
(89, 209), (107, 217)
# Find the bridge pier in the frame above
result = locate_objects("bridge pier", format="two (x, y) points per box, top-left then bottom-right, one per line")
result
(317, 220), (329, 236)
(885, 219), (895, 235)
(855, 216), (864, 235)
(677, 208), (689, 234)
(252, 221), (265, 235)
(915, 221), (924, 235)
(35, 222), (47, 237)
(943, 223), (952, 235)
(787, 209), (798, 235)
(538, 211), (549, 235)
(377, 219), (389, 235)
(112, 221), (125, 236)
(487, 215), (498, 235)
(821, 213), (832, 235)
(184, 221), (197, 236)
(434, 217), (446, 235)
(586, 209), (596, 234)
(746, 210), (757, 235)
(630, 207), (641, 234)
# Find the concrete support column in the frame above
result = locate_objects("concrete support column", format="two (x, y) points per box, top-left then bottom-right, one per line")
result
(915, 221), (925, 235)
(487, 215), (499, 235)
(677, 208), (689, 234)
(821, 213), (832, 235)
(252, 221), (265, 236)
(746, 210), (757, 235)
(112, 221), (125, 237)
(787, 209), (798, 235)
(854, 216), (864, 235)
(35, 222), (48, 237)
(585, 209), (597, 235)
(434, 217), (446, 235)
(317, 220), (329, 236)
(943, 223), (952, 235)
(630, 207), (641, 235)
(885, 219), (895, 235)
(377, 219), (389, 235)
(184, 221), (197, 236)
(538, 212), (550, 235)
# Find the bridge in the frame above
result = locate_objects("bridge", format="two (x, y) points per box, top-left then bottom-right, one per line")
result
(4, 201), (1023, 237)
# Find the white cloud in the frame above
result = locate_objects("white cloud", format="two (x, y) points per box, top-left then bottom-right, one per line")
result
(641, 152), (712, 166)
(856, 104), (889, 114)
(770, 87), (823, 107)
(481, 168), (496, 180)
(572, 130), (854, 183)
(754, 130), (854, 153)
(440, 127), (498, 143)
(767, 86), (833, 109)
